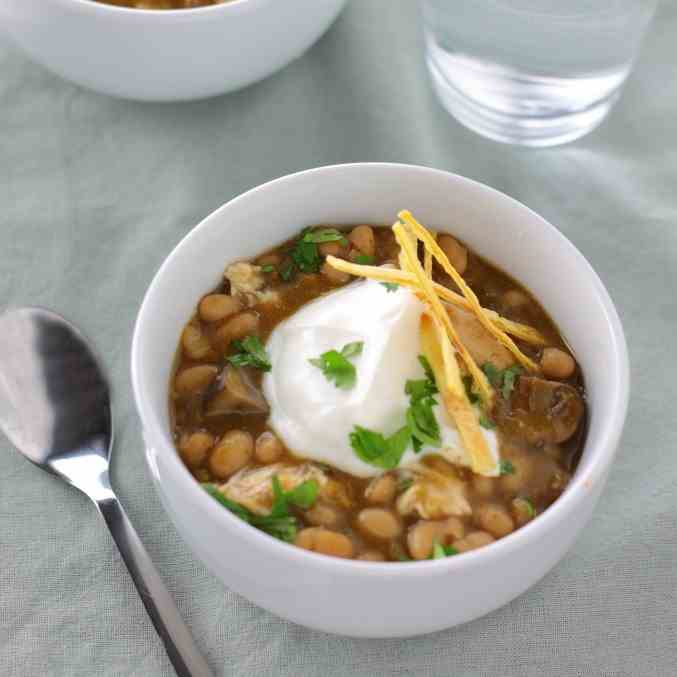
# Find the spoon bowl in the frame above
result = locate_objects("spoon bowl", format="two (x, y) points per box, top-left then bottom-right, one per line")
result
(0, 307), (213, 677)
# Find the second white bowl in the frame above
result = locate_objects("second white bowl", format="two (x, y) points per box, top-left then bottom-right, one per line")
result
(0, 0), (347, 101)
(131, 163), (629, 637)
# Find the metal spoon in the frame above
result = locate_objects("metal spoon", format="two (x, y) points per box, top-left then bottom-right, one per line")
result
(0, 307), (213, 677)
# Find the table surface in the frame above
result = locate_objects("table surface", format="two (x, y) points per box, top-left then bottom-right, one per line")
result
(1, 2), (676, 676)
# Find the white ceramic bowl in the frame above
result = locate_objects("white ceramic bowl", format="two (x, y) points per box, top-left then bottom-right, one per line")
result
(131, 163), (629, 637)
(0, 0), (346, 101)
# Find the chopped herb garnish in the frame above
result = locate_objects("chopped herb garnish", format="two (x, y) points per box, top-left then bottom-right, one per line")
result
(499, 459), (516, 476)
(279, 228), (348, 281)
(462, 375), (480, 404)
(271, 475), (320, 515)
(482, 362), (502, 387)
(380, 282), (399, 292)
(418, 355), (436, 384)
(309, 341), (364, 389)
(247, 513), (298, 542)
(407, 395), (440, 452)
(350, 354), (441, 466)
(291, 238), (321, 274)
(398, 477), (414, 492)
(301, 227), (348, 246)
(430, 540), (459, 559)
(350, 424), (411, 470)
(261, 264), (275, 273)
(405, 355), (440, 452)
(391, 543), (412, 561)
(203, 483), (294, 542)
(482, 362), (524, 399)
(279, 260), (295, 281)
(340, 341), (364, 359)
(203, 476), (318, 544)
(203, 483), (251, 520)
(405, 378), (436, 402)
(228, 335), (271, 372)
(354, 254), (375, 265)
(514, 497), (535, 519)
(500, 365), (523, 399)
(431, 541), (446, 560)
(479, 413), (496, 429)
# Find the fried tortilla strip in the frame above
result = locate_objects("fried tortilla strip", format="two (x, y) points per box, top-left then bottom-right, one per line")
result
(398, 210), (539, 371)
(424, 230), (436, 278)
(392, 221), (494, 406)
(325, 257), (545, 346)
(419, 314), (496, 476)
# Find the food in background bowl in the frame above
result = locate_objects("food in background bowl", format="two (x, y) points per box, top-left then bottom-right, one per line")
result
(2, 0), (347, 101)
(170, 212), (586, 562)
(98, 0), (225, 7)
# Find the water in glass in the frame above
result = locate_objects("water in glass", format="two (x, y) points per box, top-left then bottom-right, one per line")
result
(422, 0), (659, 146)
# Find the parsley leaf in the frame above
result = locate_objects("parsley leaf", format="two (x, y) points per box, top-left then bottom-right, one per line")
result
(203, 477), (318, 544)
(479, 413), (496, 429)
(501, 365), (523, 399)
(271, 475), (320, 516)
(418, 355), (436, 384)
(354, 254), (375, 265)
(407, 396), (440, 451)
(380, 282), (399, 292)
(431, 540), (459, 559)
(279, 260), (295, 281)
(309, 341), (363, 389)
(392, 544), (412, 561)
(251, 514), (298, 542)
(350, 424), (411, 470)
(279, 229), (348, 281)
(203, 483), (297, 541)
(349, 355), (440, 467)
(499, 459), (515, 476)
(398, 477), (414, 492)
(203, 483), (251, 520)
(462, 375), (480, 404)
(302, 228), (348, 245)
(482, 362), (523, 399)
(431, 541), (446, 559)
(228, 335), (271, 372)
(405, 355), (440, 452)
(482, 362), (502, 387)
(261, 264), (275, 273)
(340, 341), (364, 359)
(291, 239), (321, 274)
(405, 377), (438, 401)
(514, 497), (535, 519)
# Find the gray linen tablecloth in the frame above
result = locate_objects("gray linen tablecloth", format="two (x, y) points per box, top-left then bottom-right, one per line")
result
(1, 2), (676, 675)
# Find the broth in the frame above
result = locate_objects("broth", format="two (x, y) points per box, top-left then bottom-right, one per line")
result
(169, 225), (586, 561)
(97, 0), (225, 9)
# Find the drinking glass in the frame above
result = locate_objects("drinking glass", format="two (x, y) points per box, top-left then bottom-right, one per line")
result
(421, 0), (659, 146)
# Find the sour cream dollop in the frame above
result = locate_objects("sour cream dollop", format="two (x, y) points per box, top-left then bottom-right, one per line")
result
(263, 278), (499, 478)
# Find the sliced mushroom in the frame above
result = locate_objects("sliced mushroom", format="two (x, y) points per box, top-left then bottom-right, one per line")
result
(507, 376), (584, 444)
(205, 365), (269, 416)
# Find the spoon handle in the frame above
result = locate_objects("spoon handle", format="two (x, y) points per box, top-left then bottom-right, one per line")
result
(96, 495), (214, 677)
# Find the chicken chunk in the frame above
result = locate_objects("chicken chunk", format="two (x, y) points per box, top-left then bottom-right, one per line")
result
(396, 464), (471, 519)
(446, 305), (514, 369)
(220, 463), (329, 515)
(225, 262), (279, 307)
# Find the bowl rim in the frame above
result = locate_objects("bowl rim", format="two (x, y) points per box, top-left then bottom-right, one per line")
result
(131, 162), (630, 577)
(54, 0), (264, 19)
